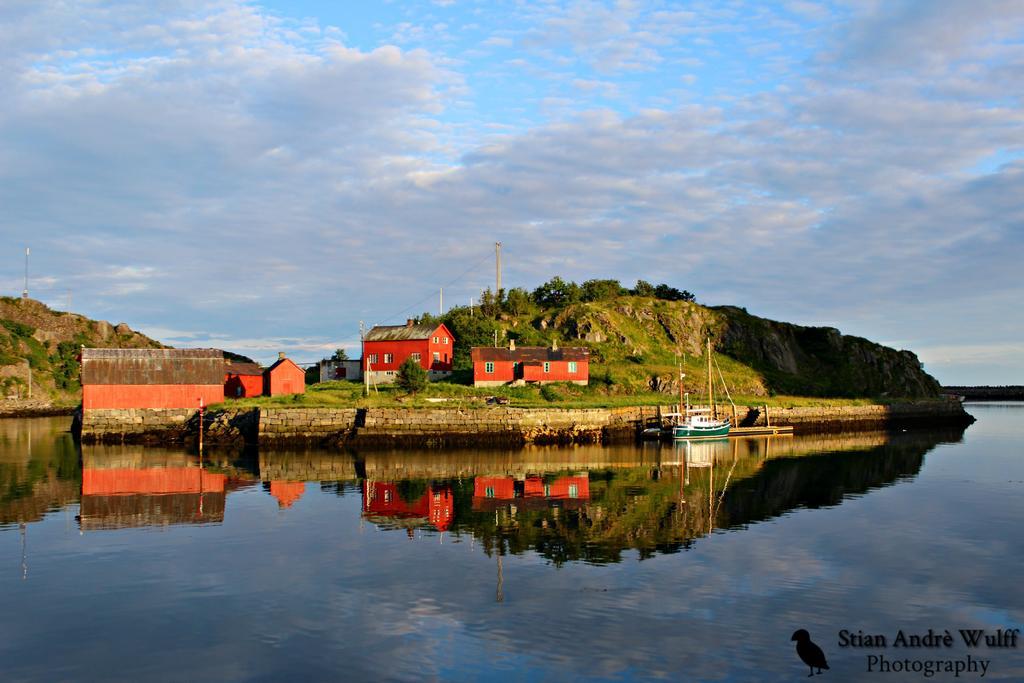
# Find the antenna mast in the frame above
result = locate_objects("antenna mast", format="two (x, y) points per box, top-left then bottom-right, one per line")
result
(495, 241), (502, 294)
(22, 247), (29, 299)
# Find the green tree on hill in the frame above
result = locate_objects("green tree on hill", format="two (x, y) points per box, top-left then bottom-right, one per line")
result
(532, 277), (581, 308)
(581, 279), (626, 302)
(396, 356), (428, 393)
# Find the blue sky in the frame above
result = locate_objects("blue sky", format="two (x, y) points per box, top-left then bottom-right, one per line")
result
(1, 0), (1022, 384)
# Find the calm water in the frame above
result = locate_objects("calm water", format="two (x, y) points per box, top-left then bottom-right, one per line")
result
(1, 404), (1022, 681)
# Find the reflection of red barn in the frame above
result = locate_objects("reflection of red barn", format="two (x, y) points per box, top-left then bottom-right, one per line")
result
(362, 481), (453, 530)
(224, 361), (264, 398)
(269, 481), (306, 508)
(80, 466), (228, 529)
(473, 475), (589, 511)
(264, 353), (305, 396)
(471, 343), (589, 387)
(81, 348), (225, 410)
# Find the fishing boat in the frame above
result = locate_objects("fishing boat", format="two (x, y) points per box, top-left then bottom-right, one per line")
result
(668, 337), (731, 440)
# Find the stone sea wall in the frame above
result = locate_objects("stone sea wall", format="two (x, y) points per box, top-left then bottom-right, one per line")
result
(75, 399), (974, 447)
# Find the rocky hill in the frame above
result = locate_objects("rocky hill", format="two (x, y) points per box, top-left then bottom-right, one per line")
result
(439, 293), (940, 399)
(0, 296), (162, 403)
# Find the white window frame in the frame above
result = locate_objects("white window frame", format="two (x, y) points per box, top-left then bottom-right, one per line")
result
(411, 352), (421, 362)
(384, 353), (393, 364)
(443, 337), (448, 344)
(368, 353), (378, 364)
(544, 362), (550, 373)
(433, 336), (439, 343)
(433, 351), (441, 362)
(568, 361), (577, 373)
(485, 361), (495, 373)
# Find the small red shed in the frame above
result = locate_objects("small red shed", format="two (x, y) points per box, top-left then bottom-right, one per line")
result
(264, 353), (306, 396)
(224, 360), (264, 398)
(471, 342), (589, 387)
(363, 320), (455, 384)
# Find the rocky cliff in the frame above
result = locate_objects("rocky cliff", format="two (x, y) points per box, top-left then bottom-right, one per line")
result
(0, 297), (162, 403)
(506, 298), (940, 399)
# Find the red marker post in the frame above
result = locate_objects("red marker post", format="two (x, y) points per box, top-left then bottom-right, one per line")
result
(198, 396), (204, 454)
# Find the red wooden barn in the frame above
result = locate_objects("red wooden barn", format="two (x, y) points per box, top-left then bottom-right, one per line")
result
(471, 342), (589, 387)
(363, 320), (454, 384)
(264, 353), (305, 396)
(224, 360), (264, 398)
(81, 348), (225, 410)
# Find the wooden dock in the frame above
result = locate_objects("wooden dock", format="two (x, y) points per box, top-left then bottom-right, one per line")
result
(729, 425), (794, 437)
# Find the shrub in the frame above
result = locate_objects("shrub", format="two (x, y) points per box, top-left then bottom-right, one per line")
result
(396, 357), (428, 394)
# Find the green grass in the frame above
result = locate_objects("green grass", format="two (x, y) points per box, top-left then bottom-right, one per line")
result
(207, 376), (897, 411)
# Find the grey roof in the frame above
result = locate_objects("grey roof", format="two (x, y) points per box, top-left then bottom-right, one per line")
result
(81, 348), (225, 385)
(364, 323), (445, 342)
(470, 346), (589, 363)
(225, 361), (264, 376)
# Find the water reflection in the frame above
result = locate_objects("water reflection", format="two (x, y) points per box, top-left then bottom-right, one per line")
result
(1, 418), (968, 566)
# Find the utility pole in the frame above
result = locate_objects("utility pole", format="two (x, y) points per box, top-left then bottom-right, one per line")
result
(495, 242), (502, 295)
(439, 287), (443, 316)
(361, 321), (368, 395)
(22, 247), (29, 299)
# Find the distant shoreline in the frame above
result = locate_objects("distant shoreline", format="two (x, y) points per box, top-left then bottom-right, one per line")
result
(943, 386), (1024, 401)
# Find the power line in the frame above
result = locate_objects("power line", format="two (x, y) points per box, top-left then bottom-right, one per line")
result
(372, 249), (495, 327)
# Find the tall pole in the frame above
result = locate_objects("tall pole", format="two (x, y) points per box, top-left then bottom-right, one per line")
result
(495, 242), (502, 295)
(361, 320), (368, 395)
(439, 288), (443, 316)
(22, 247), (29, 299)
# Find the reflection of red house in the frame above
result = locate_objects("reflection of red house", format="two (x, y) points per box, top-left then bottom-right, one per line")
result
(264, 353), (305, 396)
(471, 343), (589, 387)
(269, 481), (306, 508)
(473, 475), (589, 510)
(224, 361), (264, 398)
(362, 481), (453, 530)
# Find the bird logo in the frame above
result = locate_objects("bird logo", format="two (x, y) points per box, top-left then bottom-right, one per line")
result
(791, 629), (830, 677)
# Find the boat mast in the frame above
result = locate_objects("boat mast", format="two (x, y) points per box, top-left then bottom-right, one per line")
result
(679, 358), (685, 416)
(707, 336), (715, 419)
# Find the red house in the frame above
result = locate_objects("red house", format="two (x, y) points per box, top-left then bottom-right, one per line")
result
(224, 360), (264, 398)
(264, 353), (305, 396)
(81, 348), (225, 410)
(471, 342), (589, 387)
(363, 320), (454, 384)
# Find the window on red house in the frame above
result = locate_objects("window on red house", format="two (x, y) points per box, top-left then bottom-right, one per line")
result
(384, 353), (393, 364)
